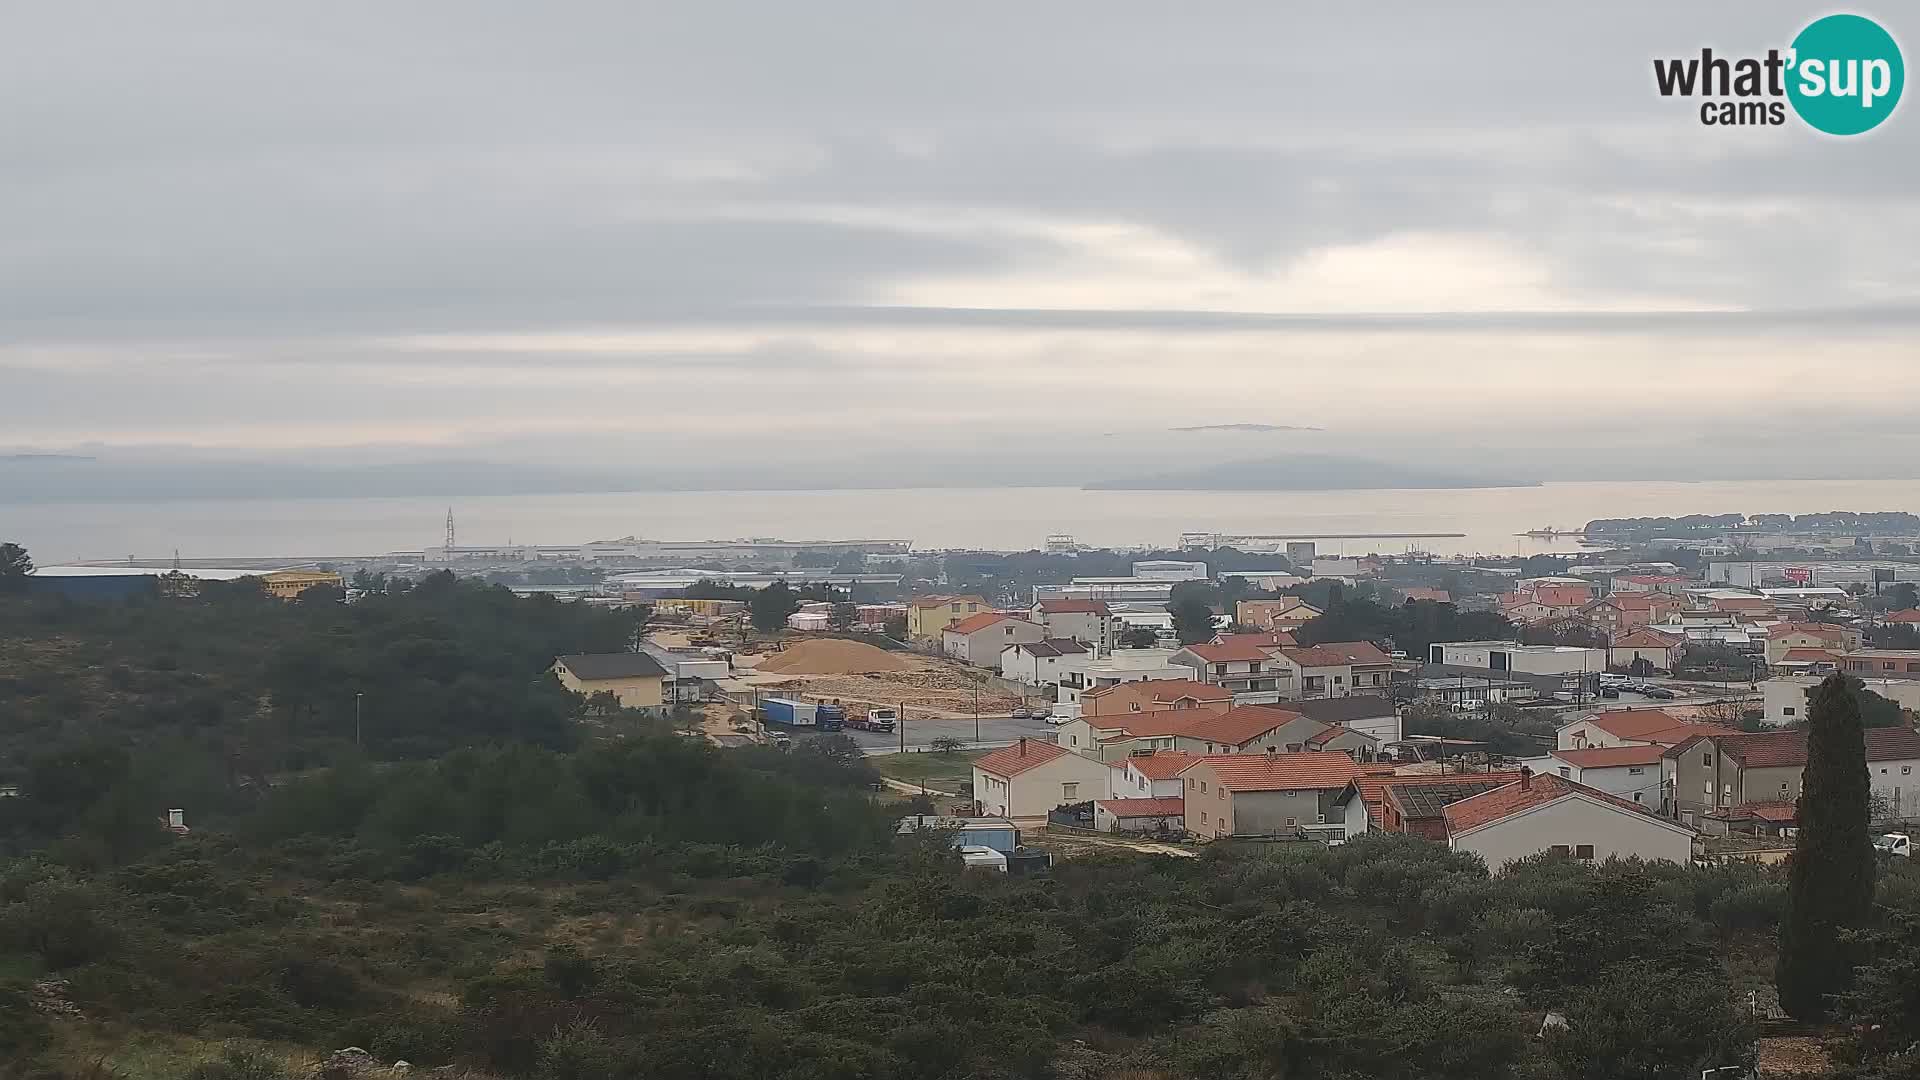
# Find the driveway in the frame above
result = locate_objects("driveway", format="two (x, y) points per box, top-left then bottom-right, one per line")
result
(837, 713), (1060, 753)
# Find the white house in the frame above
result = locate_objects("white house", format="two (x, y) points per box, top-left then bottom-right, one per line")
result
(999, 639), (1090, 688)
(1030, 599), (1119, 655)
(970, 738), (1118, 819)
(1441, 772), (1696, 871)
(1058, 648), (1187, 704)
(1517, 745), (1667, 807)
(1763, 675), (1920, 726)
(1113, 749), (1201, 799)
(942, 613), (1045, 666)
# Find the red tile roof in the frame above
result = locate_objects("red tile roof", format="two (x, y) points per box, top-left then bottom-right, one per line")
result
(1123, 750), (1202, 780)
(1095, 796), (1186, 818)
(1215, 631), (1299, 649)
(1081, 679), (1234, 715)
(1182, 639), (1284, 663)
(1037, 599), (1112, 615)
(1618, 575), (1690, 585)
(1283, 641), (1392, 667)
(944, 612), (1008, 635)
(1887, 610), (1920, 624)
(1348, 771), (1525, 828)
(1532, 585), (1594, 607)
(1778, 648), (1840, 663)
(1183, 752), (1360, 792)
(1611, 629), (1681, 649)
(973, 738), (1074, 779)
(1400, 587), (1452, 603)
(1695, 727), (1920, 770)
(1768, 622), (1856, 640)
(1441, 772), (1662, 835)
(1551, 745), (1668, 769)
(1177, 706), (1310, 747)
(1575, 709), (1740, 746)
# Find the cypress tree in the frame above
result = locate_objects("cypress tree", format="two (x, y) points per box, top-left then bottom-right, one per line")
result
(1776, 672), (1877, 1020)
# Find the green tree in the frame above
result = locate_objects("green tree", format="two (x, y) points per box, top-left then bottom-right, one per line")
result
(1778, 673), (1878, 1020)
(1546, 962), (1755, 1080)
(930, 736), (964, 755)
(1883, 582), (1919, 610)
(1119, 625), (1159, 649)
(748, 581), (802, 633)
(882, 612), (908, 640)
(0, 542), (30, 593)
(828, 602), (857, 631)
(1169, 581), (1218, 645)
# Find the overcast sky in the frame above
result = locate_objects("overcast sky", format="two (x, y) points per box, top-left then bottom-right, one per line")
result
(2, 3), (1916, 477)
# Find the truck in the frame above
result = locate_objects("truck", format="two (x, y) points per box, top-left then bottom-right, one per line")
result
(847, 707), (897, 733)
(1875, 832), (1912, 858)
(759, 697), (845, 732)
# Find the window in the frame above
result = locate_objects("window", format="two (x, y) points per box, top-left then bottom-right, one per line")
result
(1905, 766), (1913, 776)
(1557, 767), (1571, 778)
(1783, 707), (1796, 716)
(1200, 811), (1208, 824)
(1200, 780), (1207, 793)
(1628, 767), (1644, 775)
(1702, 752), (1713, 767)
(1551, 844), (1571, 856)
(1062, 783), (1078, 800)
(1634, 792), (1643, 803)
(1334, 675), (1344, 684)
(1576, 844), (1595, 860)
(1285, 817), (1296, 826)
(1218, 788), (1225, 801)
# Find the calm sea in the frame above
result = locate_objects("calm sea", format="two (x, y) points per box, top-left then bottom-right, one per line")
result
(8, 478), (1920, 565)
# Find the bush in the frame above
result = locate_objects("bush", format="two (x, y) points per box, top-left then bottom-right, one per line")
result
(1708, 882), (1786, 932)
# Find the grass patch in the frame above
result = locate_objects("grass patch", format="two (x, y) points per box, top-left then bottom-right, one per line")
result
(871, 749), (983, 788)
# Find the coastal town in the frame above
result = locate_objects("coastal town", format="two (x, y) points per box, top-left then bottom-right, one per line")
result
(27, 510), (1920, 866)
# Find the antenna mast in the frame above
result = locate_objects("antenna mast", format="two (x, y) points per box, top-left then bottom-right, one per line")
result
(445, 508), (456, 551)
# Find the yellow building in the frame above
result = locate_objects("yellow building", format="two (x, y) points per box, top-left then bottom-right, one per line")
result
(652, 597), (748, 618)
(260, 569), (344, 600)
(906, 594), (989, 642)
(553, 653), (668, 713)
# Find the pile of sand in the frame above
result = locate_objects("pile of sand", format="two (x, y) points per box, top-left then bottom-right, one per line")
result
(756, 638), (915, 675)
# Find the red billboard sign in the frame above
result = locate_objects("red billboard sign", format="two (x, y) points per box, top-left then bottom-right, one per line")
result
(1784, 567), (1813, 584)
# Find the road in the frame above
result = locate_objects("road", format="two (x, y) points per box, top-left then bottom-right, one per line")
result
(838, 713), (1061, 754)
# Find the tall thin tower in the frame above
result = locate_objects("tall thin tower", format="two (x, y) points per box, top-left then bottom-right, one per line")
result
(445, 508), (456, 551)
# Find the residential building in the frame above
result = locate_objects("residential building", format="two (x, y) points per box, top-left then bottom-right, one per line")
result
(1442, 772), (1695, 871)
(1769, 648), (1842, 678)
(1518, 745), (1667, 806)
(1080, 678), (1234, 719)
(1177, 753), (1362, 839)
(998, 639), (1090, 688)
(1170, 640), (1298, 699)
(970, 738), (1118, 819)
(1885, 609), (1920, 625)
(1312, 556), (1362, 579)
(1666, 726), (1920, 820)
(1557, 709), (1738, 751)
(1235, 597), (1322, 632)
(1608, 628), (1686, 673)
(260, 569), (345, 599)
(1764, 675), (1920, 726)
(1113, 749), (1202, 799)
(1765, 622), (1865, 665)
(1030, 599), (1119, 654)
(1280, 641), (1394, 698)
(906, 594), (989, 642)
(1165, 705), (1378, 759)
(1059, 649), (1188, 703)
(1841, 649), (1920, 680)
(1286, 694), (1404, 743)
(1611, 574), (1692, 596)
(943, 613), (1045, 666)
(552, 652), (669, 713)
(1337, 772), (1525, 839)
(1688, 589), (1778, 618)
(1398, 586), (1452, 604)
(1093, 797), (1187, 834)
(1580, 591), (1680, 634)
(1499, 582), (1594, 621)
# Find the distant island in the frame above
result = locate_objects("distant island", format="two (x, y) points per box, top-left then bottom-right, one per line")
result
(1584, 511), (1920, 537)
(1085, 453), (1535, 491)
(1167, 423), (1322, 433)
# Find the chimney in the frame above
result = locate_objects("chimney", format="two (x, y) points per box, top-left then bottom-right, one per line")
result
(1520, 766), (1532, 791)
(1019, 737), (1027, 757)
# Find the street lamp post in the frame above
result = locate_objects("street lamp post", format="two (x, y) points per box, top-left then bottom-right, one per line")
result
(354, 692), (364, 749)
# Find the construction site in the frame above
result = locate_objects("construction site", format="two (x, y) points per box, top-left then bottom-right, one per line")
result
(737, 638), (1026, 718)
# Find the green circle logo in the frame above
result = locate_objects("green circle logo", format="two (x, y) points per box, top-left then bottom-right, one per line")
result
(1787, 14), (1904, 135)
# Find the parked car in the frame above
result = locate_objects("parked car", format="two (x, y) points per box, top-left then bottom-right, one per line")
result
(1599, 687), (1621, 699)
(1029, 705), (1052, 721)
(1045, 713), (1074, 727)
(1010, 705), (1033, 719)
(1643, 687), (1678, 700)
